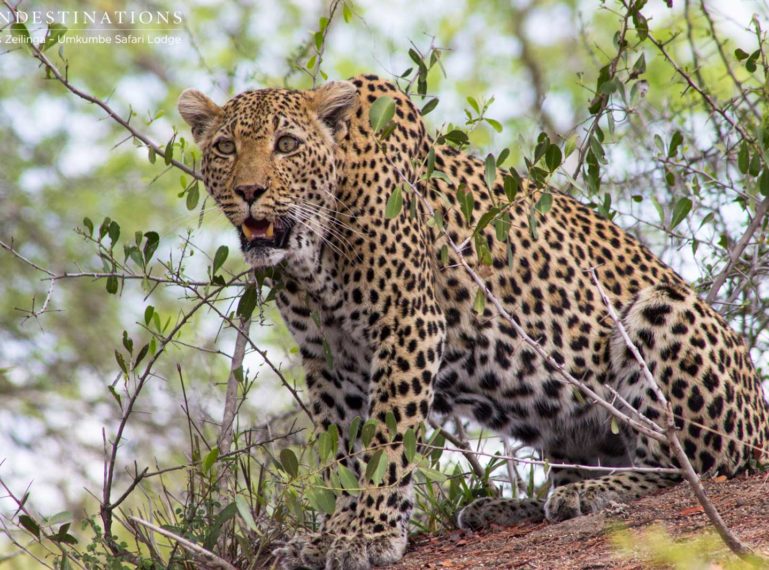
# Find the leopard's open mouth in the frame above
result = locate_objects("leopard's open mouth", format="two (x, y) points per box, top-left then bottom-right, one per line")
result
(239, 217), (294, 250)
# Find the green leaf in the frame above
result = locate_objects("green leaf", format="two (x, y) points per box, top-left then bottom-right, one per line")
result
(734, 48), (749, 61)
(10, 23), (30, 44)
(348, 416), (362, 452)
(589, 136), (606, 164)
(279, 448), (299, 478)
(610, 416), (620, 435)
(106, 274), (118, 294)
(503, 172), (519, 202)
(134, 344), (149, 369)
(421, 98), (439, 115)
(427, 210), (444, 229)
(440, 244), (449, 265)
(123, 330), (134, 354)
(186, 180), (199, 210)
(632, 10), (648, 41)
(444, 129), (469, 146)
(494, 213), (511, 241)
(19, 514), (40, 539)
(429, 432), (445, 463)
(42, 23), (67, 52)
(749, 152), (761, 177)
(361, 419), (377, 447)
(404, 428), (417, 463)
(419, 466), (447, 482)
(52, 530), (78, 545)
(670, 197), (692, 230)
(385, 411), (398, 439)
(760, 169), (769, 196)
(545, 144), (562, 172)
(202, 447), (219, 474)
(108, 221), (120, 246)
(237, 284), (258, 319)
(485, 118), (503, 133)
(369, 96), (396, 133)
(475, 209), (498, 234)
(528, 210), (539, 240)
(385, 186), (403, 219)
(326, 425), (339, 459)
(318, 432), (332, 463)
(212, 246), (228, 275)
(484, 153), (497, 192)
(535, 192), (553, 215)
(164, 135), (175, 165)
(496, 148), (510, 167)
(668, 130), (683, 158)
(83, 217), (94, 237)
(457, 186), (474, 225)
(235, 496), (257, 531)
(342, 2), (352, 22)
(322, 338), (334, 369)
(338, 465), (360, 494)
(746, 50), (760, 73)
(144, 305), (155, 326)
(115, 351), (128, 374)
(143, 232), (159, 263)
(307, 488), (336, 514)
(738, 142), (750, 174)
(364, 450), (387, 484)
(649, 195), (664, 226)
(472, 288), (486, 314)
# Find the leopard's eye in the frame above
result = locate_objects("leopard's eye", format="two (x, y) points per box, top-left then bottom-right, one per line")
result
(213, 139), (236, 155)
(276, 135), (300, 154)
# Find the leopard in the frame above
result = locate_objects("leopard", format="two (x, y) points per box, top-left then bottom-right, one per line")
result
(177, 74), (769, 569)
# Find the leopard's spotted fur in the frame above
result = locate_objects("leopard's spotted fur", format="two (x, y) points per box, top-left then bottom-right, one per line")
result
(178, 75), (769, 569)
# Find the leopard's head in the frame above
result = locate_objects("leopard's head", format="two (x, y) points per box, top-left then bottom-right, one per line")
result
(177, 81), (357, 268)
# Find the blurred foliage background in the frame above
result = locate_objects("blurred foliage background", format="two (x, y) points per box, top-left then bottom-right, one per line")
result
(1, 0), (768, 567)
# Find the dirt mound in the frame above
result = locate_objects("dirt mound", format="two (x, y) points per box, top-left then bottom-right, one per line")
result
(389, 473), (769, 569)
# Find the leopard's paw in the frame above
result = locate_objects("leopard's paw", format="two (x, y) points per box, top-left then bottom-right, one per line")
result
(457, 497), (544, 530)
(274, 528), (406, 570)
(544, 483), (622, 522)
(327, 531), (405, 569)
(273, 532), (329, 570)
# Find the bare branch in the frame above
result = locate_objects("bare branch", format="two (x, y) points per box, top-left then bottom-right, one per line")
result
(129, 517), (238, 570)
(217, 314), (252, 455)
(705, 195), (769, 305)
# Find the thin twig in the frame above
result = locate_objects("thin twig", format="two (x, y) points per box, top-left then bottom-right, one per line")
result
(428, 418), (493, 491)
(705, 195), (769, 305)
(647, 30), (753, 143)
(129, 517), (238, 570)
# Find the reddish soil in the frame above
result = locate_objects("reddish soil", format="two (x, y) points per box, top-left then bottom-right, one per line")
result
(388, 473), (769, 569)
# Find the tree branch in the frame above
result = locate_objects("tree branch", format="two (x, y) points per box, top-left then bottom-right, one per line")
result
(1, 0), (201, 181)
(705, 195), (769, 305)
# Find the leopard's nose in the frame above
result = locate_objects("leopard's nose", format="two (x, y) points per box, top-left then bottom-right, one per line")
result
(234, 184), (267, 205)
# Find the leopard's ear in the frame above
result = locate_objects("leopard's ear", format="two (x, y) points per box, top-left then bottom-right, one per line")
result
(312, 80), (357, 139)
(177, 89), (222, 144)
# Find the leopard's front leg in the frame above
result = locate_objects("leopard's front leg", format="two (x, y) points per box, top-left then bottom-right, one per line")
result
(326, 318), (444, 569)
(274, 354), (370, 570)
(279, 314), (444, 570)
